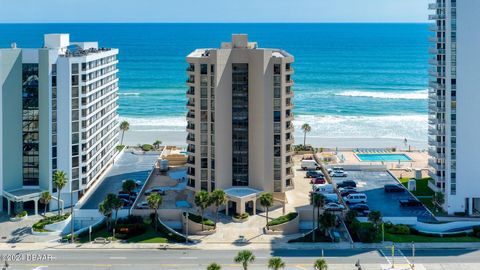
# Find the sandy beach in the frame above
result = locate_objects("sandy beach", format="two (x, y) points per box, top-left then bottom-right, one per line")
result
(121, 125), (428, 150)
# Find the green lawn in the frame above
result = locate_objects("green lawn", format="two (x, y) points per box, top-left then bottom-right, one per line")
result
(76, 222), (167, 243)
(399, 178), (447, 216)
(384, 232), (480, 243)
(399, 177), (434, 197)
(126, 226), (168, 243)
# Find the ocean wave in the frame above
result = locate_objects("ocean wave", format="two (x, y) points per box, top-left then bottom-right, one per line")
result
(335, 90), (428, 100)
(120, 114), (428, 142)
(118, 92), (141, 96)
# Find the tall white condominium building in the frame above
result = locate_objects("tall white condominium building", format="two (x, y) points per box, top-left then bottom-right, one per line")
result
(185, 34), (294, 215)
(0, 34), (119, 215)
(429, 0), (480, 215)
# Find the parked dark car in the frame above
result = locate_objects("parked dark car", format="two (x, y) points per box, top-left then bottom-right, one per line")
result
(384, 184), (405, 193)
(399, 198), (422, 207)
(336, 180), (357, 188)
(311, 178), (326, 184)
(340, 189), (358, 197)
(349, 203), (370, 216)
(306, 170), (324, 178)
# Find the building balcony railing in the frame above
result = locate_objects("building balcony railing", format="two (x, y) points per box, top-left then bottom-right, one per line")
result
(429, 58), (445, 66)
(186, 78), (195, 84)
(428, 118), (445, 125)
(187, 144), (195, 154)
(286, 79), (294, 85)
(428, 149), (445, 159)
(428, 159), (445, 171)
(429, 14), (446, 20)
(186, 66), (195, 72)
(429, 3), (446, 10)
(186, 101), (195, 109)
(428, 103), (445, 112)
(428, 47), (446, 55)
(428, 139), (445, 148)
(186, 111), (195, 120)
(286, 112), (294, 120)
(428, 68), (446, 78)
(186, 135), (195, 143)
(186, 89), (195, 96)
(285, 67), (294, 74)
(428, 36), (446, 43)
(186, 124), (195, 132)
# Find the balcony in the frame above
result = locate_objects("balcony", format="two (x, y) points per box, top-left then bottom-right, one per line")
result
(428, 47), (446, 55)
(429, 14), (446, 20)
(285, 101), (293, 109)
(186, 111), (195, 120)
(428, 68), (446, 78)
(428, 138), (445, 148)
(428, 118), (445, 125)
(186, 123), (195, 132)
(187, 144), (195, 154)
(187, 157), (195, 167)
(186, 65), (195, 72)
(429, 58), (445, 66)
(186, 100), (195, 109)
(186, 134), (195, 144)
(285, 67), (294, 74)
(286, 79), (294, 86)
(186, 77), (195, 84)
(428, 149), (445, 159)
(428, 103), (445, 113)
(429, 3), (445, 10)
(428, 36), (446, 43)
(186, 88), (195, 97)
(285, 112), (294, 120)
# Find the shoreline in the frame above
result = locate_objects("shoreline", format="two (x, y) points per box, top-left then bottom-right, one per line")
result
(122, 128), (428, 150)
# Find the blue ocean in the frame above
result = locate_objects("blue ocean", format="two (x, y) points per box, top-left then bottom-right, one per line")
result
(0, 23), (429, 146)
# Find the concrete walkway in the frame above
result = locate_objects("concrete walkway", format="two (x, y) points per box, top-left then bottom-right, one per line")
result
(0, 213), (58, 243)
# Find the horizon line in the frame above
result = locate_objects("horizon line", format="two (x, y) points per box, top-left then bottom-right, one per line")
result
(0, 21), (430, 24)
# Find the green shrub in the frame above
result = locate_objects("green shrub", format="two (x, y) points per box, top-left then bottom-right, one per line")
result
(116, 145), (125, 151)
(184, 212), (215, 226)
(267, 212), (298, 226)
(356, 222), (379, 243)
(115, 223), (147, 239)
(32, 213), (71, 232)
(15, 211), (27, 218)
(473, 226), (480, 238)
(234, 213), (249, 220)
(387, 224), (411, 235)
(142, 144), (153, 151)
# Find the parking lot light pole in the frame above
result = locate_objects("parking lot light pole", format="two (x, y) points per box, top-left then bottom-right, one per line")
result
(411, 241), (415, 269)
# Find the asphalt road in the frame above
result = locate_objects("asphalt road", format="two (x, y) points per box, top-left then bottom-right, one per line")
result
(1, 248), (480, 269)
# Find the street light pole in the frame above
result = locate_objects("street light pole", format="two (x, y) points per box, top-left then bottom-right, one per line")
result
(412, 241), (415, 269)
(70, 191), (74, 244)
(185, 212), (189, 244)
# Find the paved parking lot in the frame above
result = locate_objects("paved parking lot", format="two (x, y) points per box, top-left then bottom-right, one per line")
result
(330, 170), (436, 222)
(80, 152), (158, 209)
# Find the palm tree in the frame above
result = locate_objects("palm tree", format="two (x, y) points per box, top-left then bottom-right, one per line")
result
(153, 140), (162, 150)
(53, 170), (67, 216)
(312, 193), (325, 231)
(234, 250), (255, 270)
(99, 194), (114, 230)
(433, 191), (445, 212)
(122, 179), (136, 194)
(268, 257), (285, 270)
(206, 263), (222, 270)
(368, 210), (382, 230)
(209, 189), (227, 228)
(111, 196), (124, 227)
(194, 190), (211, 231)
(319, 212), (336, 237)
(147, 192), (163, 232)
(314, 258), (328, 270)
(259, 192), (274, 230)
(301, 123), (311, 146)
(119, 120), (130, 146)
(39, 191), (52, 216)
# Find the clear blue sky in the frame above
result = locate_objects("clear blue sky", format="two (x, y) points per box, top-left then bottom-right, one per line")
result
(1, 0), (431, 23)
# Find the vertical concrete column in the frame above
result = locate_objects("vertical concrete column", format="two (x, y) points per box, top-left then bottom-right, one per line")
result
(225, 199), (229, 216)
(34, 199), (38, 215)
(7, 200), (11, 216)
(238, 200), (245, 215)
(253, 199), (256, 215)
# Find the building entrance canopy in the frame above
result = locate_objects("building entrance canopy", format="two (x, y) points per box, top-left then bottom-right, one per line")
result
(224, 187), (263, 215)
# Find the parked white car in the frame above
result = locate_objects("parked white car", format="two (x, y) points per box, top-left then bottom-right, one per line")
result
(330, 170), (348, 177)
(312, 183), (334, 194)
(324, 202), (345, 211)
(301, 160), (321, 171)
(343, 193), (367, 204)
(136, 201), (149, 209)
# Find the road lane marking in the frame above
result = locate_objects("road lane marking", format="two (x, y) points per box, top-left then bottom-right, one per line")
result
(109, 256), (126, 260)
(180, 257), (198, 260)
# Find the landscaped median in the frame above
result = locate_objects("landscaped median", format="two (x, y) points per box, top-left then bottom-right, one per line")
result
(31, 213), (71, 235)
(266, 212), (299, 235)
(182, 212), (215, 235)
(232, 213), (249, 223)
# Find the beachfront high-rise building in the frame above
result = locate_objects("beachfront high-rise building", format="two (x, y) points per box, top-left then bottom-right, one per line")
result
(428, 1), (480, 215)
(0, 34), (119, 215)
(185, 34), (295, 215)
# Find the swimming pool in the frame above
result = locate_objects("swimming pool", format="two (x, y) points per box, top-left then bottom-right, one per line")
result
(356, 153), (412, 162)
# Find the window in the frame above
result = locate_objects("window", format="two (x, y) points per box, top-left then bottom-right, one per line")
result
(72, 75), (79, 86)
(71, 63), (79, 74)
(201, 64), (208, 75)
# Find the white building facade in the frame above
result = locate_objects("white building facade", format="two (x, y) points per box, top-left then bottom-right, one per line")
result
(185, 34), (295, 215)
(429, 0), (480, 215)
(0, 34), (119, 215)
